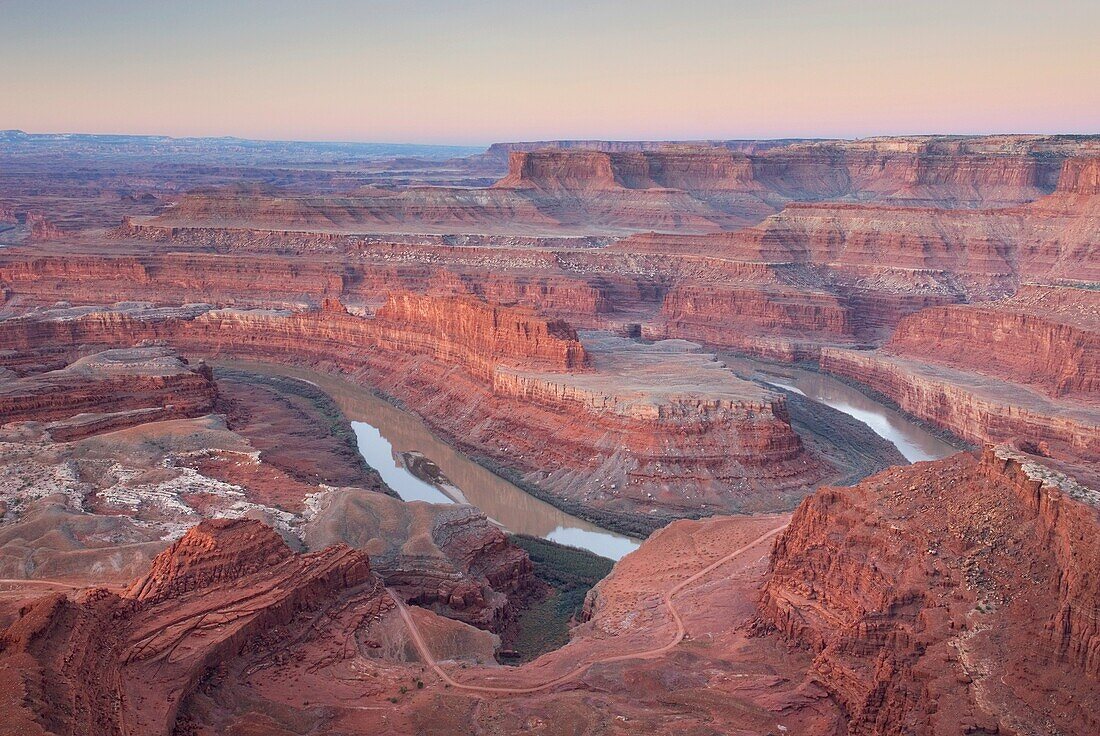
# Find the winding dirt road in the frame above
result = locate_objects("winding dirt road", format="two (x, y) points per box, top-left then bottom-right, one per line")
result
(392, 520), (789, 695)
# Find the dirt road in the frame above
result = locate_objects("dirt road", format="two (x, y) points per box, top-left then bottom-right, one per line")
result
(392, 520), (788, 695)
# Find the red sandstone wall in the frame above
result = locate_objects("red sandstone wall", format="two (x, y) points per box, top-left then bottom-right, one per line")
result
(0, 250), (630, 326)
(758, 449), (1100, 734)
(0, 371), (217, 429)
(654, 283), (855, 360)
(0, 301), (825, 531)
(496, 143), (1067, 205)
(1055, 156), (1100, 196)
(373, 292), (588, 376)
(820, 347), (1099, 459)
(978, 448), (1100, 679)
(888, 304), (1099, 399)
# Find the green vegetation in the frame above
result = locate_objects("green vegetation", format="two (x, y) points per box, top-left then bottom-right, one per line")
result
(505, 534), (614, 662)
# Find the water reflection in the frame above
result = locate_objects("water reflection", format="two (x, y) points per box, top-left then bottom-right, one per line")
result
(740, 364), (958, 463)
(220, 361), (641, 560)
(545, 526), (641, 560)
(350, 421), (454, 505)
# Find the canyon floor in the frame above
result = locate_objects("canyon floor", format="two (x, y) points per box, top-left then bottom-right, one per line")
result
(0, 133), (1097, 735)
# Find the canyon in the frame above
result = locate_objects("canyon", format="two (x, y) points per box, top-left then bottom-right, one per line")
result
(0, 296), (837, 533)
(0, 132), (1096, 734)
(2, 444), (1095, 735)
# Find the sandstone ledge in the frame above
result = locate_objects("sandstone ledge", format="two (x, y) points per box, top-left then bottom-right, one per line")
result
(821, 346), (1099, 460)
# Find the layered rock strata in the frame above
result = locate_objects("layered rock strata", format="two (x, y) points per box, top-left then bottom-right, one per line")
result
(885, 285), (1099, 399)
(758, 446), (1100, 735)
(130, 136), (1099, 239)
(0, 519), (394, 736)
(820, 285), (1099, 460)
(0, 297), (828, 532)
(0, 357), (532, 635)
(0, 347), (217, 440)
(821, 346), (1099, 460)
(5, 150), (1095, 365)
(305, 489), (533, 629)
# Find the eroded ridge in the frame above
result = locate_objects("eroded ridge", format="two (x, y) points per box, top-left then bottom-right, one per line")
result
(0, 296), (829, 532)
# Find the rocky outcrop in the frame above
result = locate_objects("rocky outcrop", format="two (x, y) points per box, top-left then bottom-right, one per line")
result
(24, 213), (62, 242)
(479, 138), (805, 163)
(609, 168), (1098, 355)
(133, 136), (1096, 239)
(816, 286), (1098, 460)
(0, 300), (829, 532)
(0, 357), (535, 638)
(496, 136), (1089, 208)
(305, 490), (532, 629)
(757, 448), (1100, 735)
(616, 151), (1099, 355)
(0, 518), (388, 736)
(0, 250), (347, 308)
(0, 347), (218, 440)
(820, 346), (1099, 460)
(4, 142), (1094, 364)
(148, 185), (569, 234)
(886, 289), (1099, 399)
(979, 446), (1100, 678)
(493, 148), (767, 202)
(495, 150), (626, 192)
(1054, 155), (1100, 196)
(0, 247), (630, 327)
(124, 517), (295, 603)
(654, 282), (854, 361)
(373, 291), (588, 375)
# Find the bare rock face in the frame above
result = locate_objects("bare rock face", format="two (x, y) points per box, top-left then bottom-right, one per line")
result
(0, 250), (348, 308)
(373, 291), (589, 375)
(495, 149), (627, 192)
(0, 246), (633, 330)
(0, 347), (218, 440)
(124, 517), (294, 603)
(821, 345), (1099, 461)
(306, 489), (532, 629)
(1, 143), (1095, 370)
(126, 136), (1094, 239)
(757, 447), (1100, 735)
(1055, 155), (1100, 196)
(886, 286), (1099, 399)
(495, 138), (1079, 208)
(820, 285), (1099, 461)
(24, 212), (62, 242)
(0, 518), (385, 736)
(655, 281), (856, 361)
(0, 298), (830, 532)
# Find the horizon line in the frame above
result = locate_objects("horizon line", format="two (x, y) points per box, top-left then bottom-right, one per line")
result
(5, 128), (1099, 151)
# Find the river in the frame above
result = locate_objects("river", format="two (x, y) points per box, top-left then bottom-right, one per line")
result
(723, 356), (959, 463)
(220, 357), (955, 561)
(219, 361), (641, 560)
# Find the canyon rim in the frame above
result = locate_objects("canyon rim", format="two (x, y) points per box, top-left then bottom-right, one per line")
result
(1, 2), (1098, 735)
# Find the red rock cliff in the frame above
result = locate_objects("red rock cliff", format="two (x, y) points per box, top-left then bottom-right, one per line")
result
(0, 518), (383, 736)
(0, 347), (218, 438)
(0, 302), (829, 533)
(1055, 156), (1100, 196)
(374, 291), (588, 376)
(886, 293), (1099, 399)
(820, 345), (1099, 460)
(758, 448), (1100, 735)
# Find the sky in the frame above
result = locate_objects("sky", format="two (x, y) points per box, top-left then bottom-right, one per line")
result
(1, 0), (1098, 145)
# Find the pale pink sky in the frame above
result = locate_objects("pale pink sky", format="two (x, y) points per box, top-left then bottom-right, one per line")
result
(2, 0), (1098, 145)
